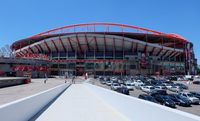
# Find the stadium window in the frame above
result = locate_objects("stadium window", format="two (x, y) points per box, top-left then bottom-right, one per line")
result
(86, 63), (94, 69)
(52, 52), (58, 57)
(52, 64), (58, 68)
(105, 52), (113, 57)
(115, 51), (123, 59)
(60, 52), (66, 58)
(130, 65), (136, 69)
(96, 52), (104, 57)
(125, 51), (133, 56)
(95, 63), (102, 69)
(59, 64), (66, 69)
(51, 71), (58, 75)
(68, 52), (75, 57)
(68, 63), (75, 69)
(86, 51), (94, 58)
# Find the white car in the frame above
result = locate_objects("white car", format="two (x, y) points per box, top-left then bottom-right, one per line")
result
(168, 86), (183, 92)
(110, 77), (118, 82)
(111, 83), (121, 90)
(179, 92), (199, 104)
(141, 86), (156, 93)
(105, 81), (112, 86)
(133, 80), (144, 87)
(124, 81), (132, 85)
(164, 84), (173, 89)
(154, 86), (167, 91)
(124, 83), (134, 90)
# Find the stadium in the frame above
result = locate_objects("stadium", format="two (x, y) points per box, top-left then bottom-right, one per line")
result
(10, 22), (197, 77)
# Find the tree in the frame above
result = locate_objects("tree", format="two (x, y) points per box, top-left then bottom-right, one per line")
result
(197, 65), (200, 75)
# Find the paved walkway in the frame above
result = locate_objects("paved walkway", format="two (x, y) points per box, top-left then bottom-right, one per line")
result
(36, 84), (130, 121)
(0, 78), (69, 105)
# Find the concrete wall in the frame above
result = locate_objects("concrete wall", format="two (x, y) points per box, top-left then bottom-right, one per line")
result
(0, 77), (29, 88)
(85, 83), (200, 121)
(0, 83), (70, 121)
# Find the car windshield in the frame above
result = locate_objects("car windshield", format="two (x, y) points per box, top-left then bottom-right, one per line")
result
(161, 87), (166, 89)
(113, 84), (119, 86)
(178, 95), (189, 101)
(193, 93), (200, 96)
(149, 87), (154, 89)
(187, 93), (194, 97)
(163, 96), (171, 101)
(171, 95), (178, 98)
(146, 96), (155, 101)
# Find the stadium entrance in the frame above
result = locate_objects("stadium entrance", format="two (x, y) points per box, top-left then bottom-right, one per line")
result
(76, 67), (84, 76)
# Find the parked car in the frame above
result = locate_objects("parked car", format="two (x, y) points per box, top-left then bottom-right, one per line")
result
(179, 92), (200, 104)
(153, 94), (176, 108)
(168, 94), (191, 107)
(110, 77), (118, 83)
(154, 85), (167, 90)
(168, 85), (183, 92)
(174, 83), (188, 90)
(193, 76), (200, 83)
(133, 80), (144, 87)
(193, 81), (200, 85)
(118, 79), (124, 84)
(154, 86), (167, 95)
(165, 84), (174, 89)
(124, 83), (134, 90)
(138, 94), (159, 103)
(141, 86), (157, 94)
(105, 81), (112, 86)
(165, 95), (180, 105)
(111, 83), (121, 90)
(190, 91), (200, 99)
(99, 76), (104, 80)
(100, 79), (106, 84)
(168, 76), (178, 81)
(115, 87), (129, 95)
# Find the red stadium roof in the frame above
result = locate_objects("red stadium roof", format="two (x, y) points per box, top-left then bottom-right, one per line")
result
(11, 22), (188, 50)
(28, 22), (187, 41)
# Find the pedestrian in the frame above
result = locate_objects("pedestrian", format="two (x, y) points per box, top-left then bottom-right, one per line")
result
(44, 73), (48, 84)
(65, 72), (68, 83)
(72, 76), (75, 84)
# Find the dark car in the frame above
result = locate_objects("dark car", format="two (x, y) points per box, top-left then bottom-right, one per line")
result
(138, 94), (159, 104)
(167, 95), (180, 105)
(168, 94), (191, 107)
(115, 87), (129, 95)
(168, 76), (178, 81)
(190, 92), (200, 99)
(153, 95), (176, 108)
(174, 83), (188, 90)
(193, 81), (200, 85)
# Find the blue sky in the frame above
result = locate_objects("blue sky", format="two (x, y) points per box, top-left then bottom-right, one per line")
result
(0, 0), (199, 63)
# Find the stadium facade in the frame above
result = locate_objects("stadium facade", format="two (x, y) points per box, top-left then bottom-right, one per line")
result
(8, 22), (197, 77)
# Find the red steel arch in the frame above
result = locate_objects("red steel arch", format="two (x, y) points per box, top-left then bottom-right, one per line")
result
(28, 22), (188, 42)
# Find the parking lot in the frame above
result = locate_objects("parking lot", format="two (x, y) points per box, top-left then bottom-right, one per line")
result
(90, 77), (200, 116)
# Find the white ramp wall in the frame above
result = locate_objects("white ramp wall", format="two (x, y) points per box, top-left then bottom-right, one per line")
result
(85, 83), (200, 121)
(0, 83), (70, 121)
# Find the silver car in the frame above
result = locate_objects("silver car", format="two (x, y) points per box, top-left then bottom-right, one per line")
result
(179, 92), (200, 104)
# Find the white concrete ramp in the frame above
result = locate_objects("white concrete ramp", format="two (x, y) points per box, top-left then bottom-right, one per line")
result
(36, 84), (130, 121)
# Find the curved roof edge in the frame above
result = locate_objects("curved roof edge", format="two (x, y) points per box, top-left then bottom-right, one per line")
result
(28, 22), (188, 41)
(11, 22), (189, 50)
